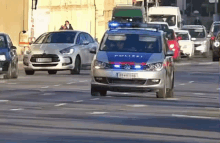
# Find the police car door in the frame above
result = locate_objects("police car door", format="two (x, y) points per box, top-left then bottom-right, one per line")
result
(84, 33), (97, 64)
(163, 36), (173, 87)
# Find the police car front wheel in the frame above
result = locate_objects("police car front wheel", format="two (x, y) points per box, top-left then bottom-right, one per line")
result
(91, 86), (107, 96)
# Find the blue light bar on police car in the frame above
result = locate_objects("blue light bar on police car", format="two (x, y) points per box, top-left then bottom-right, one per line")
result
(135, 65), (141, 69)
(108, 21), (159, 31)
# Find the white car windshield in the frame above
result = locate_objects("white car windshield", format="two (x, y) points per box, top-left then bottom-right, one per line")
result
(148, 15), (176, 26)
(34, 32), (77, 44)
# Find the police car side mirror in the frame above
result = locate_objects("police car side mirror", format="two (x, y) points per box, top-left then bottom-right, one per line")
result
(166, 50), (174, 57)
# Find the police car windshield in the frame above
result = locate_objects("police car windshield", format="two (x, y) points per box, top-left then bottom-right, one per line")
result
(0, 35), (6, 48)
(100, 34), (161, 53)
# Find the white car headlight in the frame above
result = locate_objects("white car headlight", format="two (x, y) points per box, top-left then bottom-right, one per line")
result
(0, 55), (6, 61)
(147, 62), (163, 71)
(94, 60), (109, 69)
(60, 47), (75, 54)
(170, 44), (174, 48)
(214, 41), (220, 47)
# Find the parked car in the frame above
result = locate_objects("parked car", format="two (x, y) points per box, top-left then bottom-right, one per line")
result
(182, 25), (210, 58)
(0, 33), (18, 79)
(165, 29), (181, 60)
(23, 30), (98, 75)
(208, 21), (220, 50)
(212, 31), (220, 61)
(175, 30), (195, 58)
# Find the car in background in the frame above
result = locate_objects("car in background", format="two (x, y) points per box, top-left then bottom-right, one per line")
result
(175, 30), (195, 58)
(112, 6), (146, 23)
(23, 31), (98, 75)
(182, 25), (210, 58)
(208, 21), (220, 50)
(147, 22), (169, 31)
(165, 29), (181, 60)
(0, 33), (18, 79)
(212, 31), (220, 61)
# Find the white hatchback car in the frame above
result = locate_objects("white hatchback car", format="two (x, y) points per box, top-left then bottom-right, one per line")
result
(175, 30), (195, 58)
(23, 31), (98, 75)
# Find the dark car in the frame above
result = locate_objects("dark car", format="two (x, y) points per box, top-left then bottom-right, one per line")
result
(208, 21), (220, 50)
(146, 22), (169, 31)
(0, 33), (18, 79)
(212, 31), (220, 61)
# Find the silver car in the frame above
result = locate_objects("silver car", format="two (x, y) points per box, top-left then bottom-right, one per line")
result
(23, 31), (98, 75)
(182, 25), (210, 58)
(90, 28), (175, 98)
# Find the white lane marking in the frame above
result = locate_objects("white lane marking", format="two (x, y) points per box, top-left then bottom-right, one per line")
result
(189, 81), (194, 83)
(89, 112), (108, 115)
(106, 96), (112, 98)
(122, 93), (130, 94)
(79, 80), (88, 82)
(18, 61), (23, 64)
(179, 83), (185, 85)
(42, 93), (53, 95)
(217, 88), (220, 91)
(164, 98), (179, 101)
(7, 83), (17, 85)
(172, 114), (219, 120)
(54, 84), (61, 87)
(74, 100), (83, 103)
(10, 108), (23, 111)
(175, 63), (190, 66)
(90, 98), (99, 101)
(0, 81), (6, 83)
(41, 86), (49, 89)
(67, 82), (76, 85)
(126, 104), (147, 107)
(193, 93), (205, 95)
(0, 100), (9, 103)
(198, 62), (213, 65)
(55, 103), (67, 107)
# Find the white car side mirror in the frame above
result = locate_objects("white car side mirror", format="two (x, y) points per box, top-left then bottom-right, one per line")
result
(191, 38), (196, 41)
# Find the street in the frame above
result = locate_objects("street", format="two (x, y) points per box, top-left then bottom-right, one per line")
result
(0, 56), (219, 143)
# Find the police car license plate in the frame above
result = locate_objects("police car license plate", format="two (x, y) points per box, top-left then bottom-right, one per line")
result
(36, 58), (52, 63)
(117, 73), (138, 79)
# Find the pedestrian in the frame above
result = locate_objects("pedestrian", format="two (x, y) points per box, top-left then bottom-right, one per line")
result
(65, 20), (73, 30)
(194, 17), (202, 25)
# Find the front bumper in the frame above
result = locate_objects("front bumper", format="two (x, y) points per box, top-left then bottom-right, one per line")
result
(91, 68), (166, 92)
(194, 43), (207, 53)
(23, 54), (75, 71)
(0, 61), (10, 74)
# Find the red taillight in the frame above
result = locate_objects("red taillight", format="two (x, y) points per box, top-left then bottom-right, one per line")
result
(211, 36), (215, 40)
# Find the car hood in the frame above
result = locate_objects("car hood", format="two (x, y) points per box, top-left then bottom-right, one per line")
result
(31, 44), (75, 54)
(96, 51), (164, 64)
(178, 40), (193, 45)
(191, 38), (207, 42)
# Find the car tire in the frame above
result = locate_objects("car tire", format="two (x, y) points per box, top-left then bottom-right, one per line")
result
(25, 70), (35, 75)
(166, 72), (174, 98)
(71, 56), (81, 75)
(48, 70), (57, 75)
(11, 62), (18, 79)
(156, 88), (166, 98)
(4, 63), (12, 79)
(91, 86), (107, 96)
(212, 53), (219, 61)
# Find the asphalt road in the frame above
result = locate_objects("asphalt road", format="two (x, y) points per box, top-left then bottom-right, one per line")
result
(0, 55), (219, 143)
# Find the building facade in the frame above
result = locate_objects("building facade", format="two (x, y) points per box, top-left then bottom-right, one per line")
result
(0, 0), (132, 55)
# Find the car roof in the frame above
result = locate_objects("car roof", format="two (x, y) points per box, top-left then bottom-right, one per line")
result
(107, 29), (162, 36)
(114, 6), (144, 10)
(175, 30), (189, 33)
(148, 22), (169, 25)
(182, 25), (204, 29)
(0, 32), (7, 35)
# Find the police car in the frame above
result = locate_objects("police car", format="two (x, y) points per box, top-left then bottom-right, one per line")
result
(90, 22), (175, 98)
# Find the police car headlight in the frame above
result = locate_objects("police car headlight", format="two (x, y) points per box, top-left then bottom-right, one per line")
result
(147, 62), (163, 71)
(170, 44), (174, 48)
(94, 60), (109, 69)
(0, 55), (6, 61)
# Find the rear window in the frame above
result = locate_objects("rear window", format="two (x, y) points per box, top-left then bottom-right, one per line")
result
(183, 28), (205, 38)
(113, 9), (143, 17)
(214, 25), (220, 33)
(175, 32), (189, 40)
(0, 35), (6, 48)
